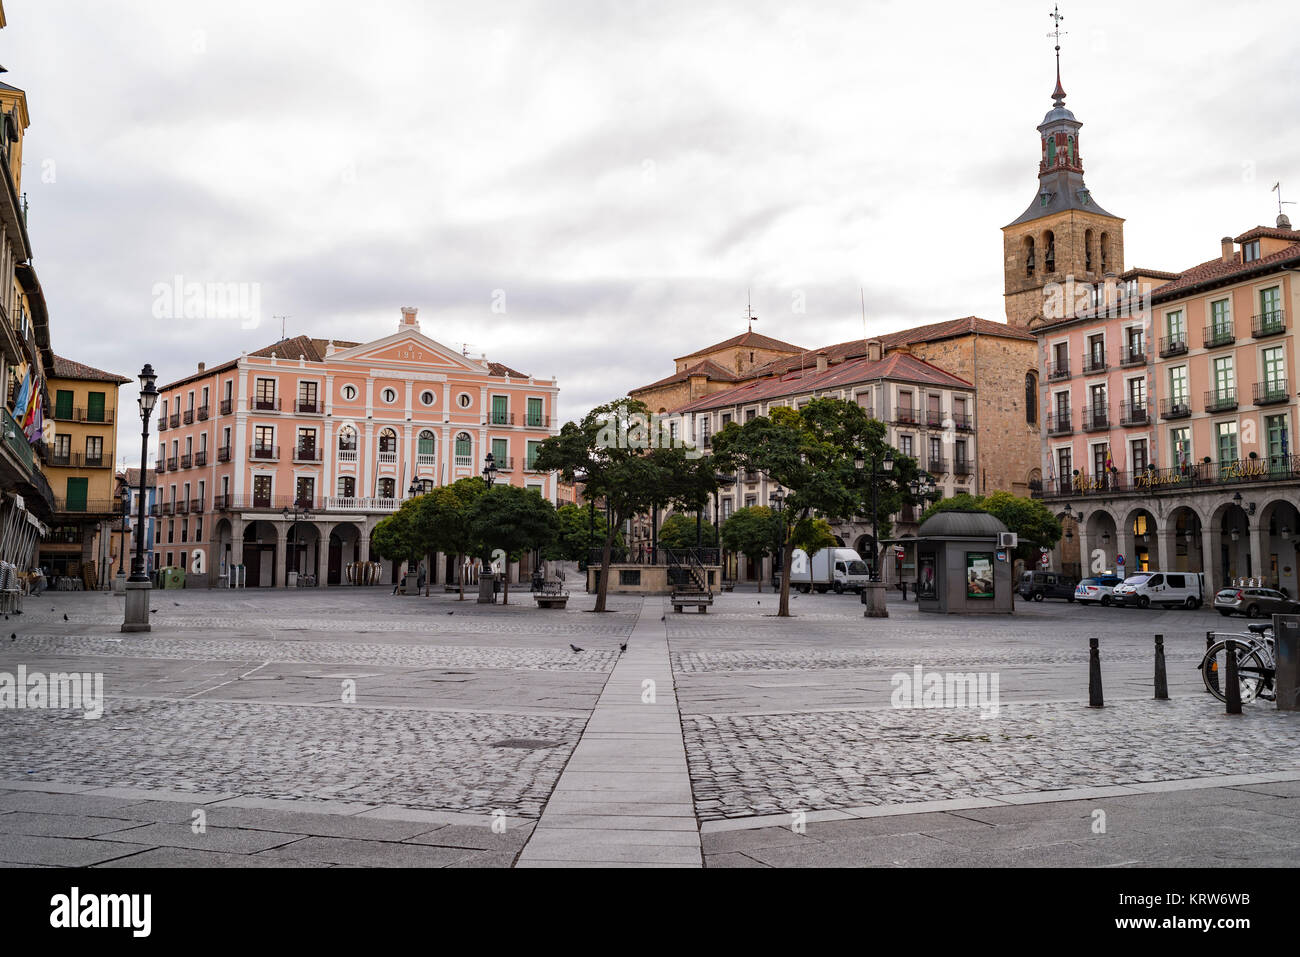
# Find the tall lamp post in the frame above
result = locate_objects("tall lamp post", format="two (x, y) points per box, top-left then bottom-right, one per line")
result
(282, 501), (312, 586)
(113, 478), (130, 595)
(478, 451), (499, 603)
(908, 472), (936, 601)
(854, 448), (894, 618)
(122, 364), (159, 632)
(770, 487), (785, 591)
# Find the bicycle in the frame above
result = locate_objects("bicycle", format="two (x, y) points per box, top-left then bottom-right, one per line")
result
(1198, 622), (1277, 704)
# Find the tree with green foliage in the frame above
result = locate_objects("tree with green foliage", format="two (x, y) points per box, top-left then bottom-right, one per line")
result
(370, 501), (423, 584)
(712, 397), (922, 616)
(411, 477), (487, 600)
(920, 489), (1062, 565)
(719, 505), (776, 591)
(533, 397), (724, 612)
(658, 512), (719, 549)
(467, 485), (560, 604)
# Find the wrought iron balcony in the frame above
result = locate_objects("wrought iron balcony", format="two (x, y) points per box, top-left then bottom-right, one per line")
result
(220, 398), (233, 415)
(1205, 388), (1238, 412)
(1158, 336), (1188, 358)
(1046, 411), (1072, 435)
(197, 405), (210, 421)
(249, 444), (280, 461)
(1119, 400), (1148, 426)
(1081, 406), (1109, 431)
(1252, 310), (1286, 338)
(1253, 379), (1289, 405)
(1046, 359), (1070, 381)
(1119, 346), (1147, 367)
(1204, 323), (1236, 349)
(1160, 398), (1192, 419)
(1081, 353), (1108, 375)
(216, 446), (231, 463)
(251, 396), (281, 412)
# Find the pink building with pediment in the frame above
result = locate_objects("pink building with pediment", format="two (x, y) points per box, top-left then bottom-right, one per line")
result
(154, 307), (559, 587)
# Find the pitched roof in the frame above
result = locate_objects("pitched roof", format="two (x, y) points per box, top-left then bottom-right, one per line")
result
(750, 316), (1033, 378)
(487, 360), (528, 378)
(671, 352), (972, 415)
(120, 468), (156, 489)
(1151, 242), (1300, 302)
(1120, 267), (1181, 281)
(674, 330), (806, 363)
(629, 359), (741, 396)
(1233, 225), (1300, 244)
(51, 355), (131, 384)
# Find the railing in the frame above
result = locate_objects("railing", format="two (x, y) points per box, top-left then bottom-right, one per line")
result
(220, 398), (233, 415)
(217, 446), (231, 463)
(1204, 323), (1235, 348)
(337, 449), (358, 463)
(454, 455), (472, 467)
(1119, 400), (1148, 426)
(524, 459), (545, 472)
(1046, 359), (1070, 380)
(167, 456), (178, 470)
(180, 453), (192, 469)
(377, 450), (397, 464)
(1253, 379), (1289, 405)
(213, 494), (230, 510)
(1158, 336), (1188, 358)
(149, 503), (160, 517)
(925, 410), (945, 428)
(294, 446), (323, 463)
(296, 399), (323, 414)
(927, 457), (947, 475)
(182, 410), (194, 425)
(1082, 353), (1108, 375)
(1046, 410), (1072, 435)
(195, 450), (208, 467)
(189, 498), (203, 514)
(169, 413), (180, 429)
(1160, 397), (1192, 419)
(1205, 388), (1238, 412)
(323, 496), (399, 512)
(176, 500), (189, 514)
(154, 463), (165, 475)
(894, 408), (919, 425)
(1120, 346), (1147, 367)
(251, 396), (281, 412)
(52, 407), (116, 425)
(157, 416), (167, 431)
(53, 497), (119, 514)
(950, 412), (973, 432)
(525, 415), (550, 429)
(952, 459), (973, 476)
(161, 501), (174, 515)
(1035, 455), (1300, 500)
(491, 411), (514, 425)
(416, 453), (437, 467)
(249, 444), (279, 461)
(1081, 406), (1109, 431)
(197, 405), (209, 421)
(492, 455), (515, 471)
(587, 546), (721, 568)
(1252, 310), (1286, 338)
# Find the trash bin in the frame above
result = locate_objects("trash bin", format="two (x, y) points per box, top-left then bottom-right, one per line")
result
(1274, 613), (1300, 711)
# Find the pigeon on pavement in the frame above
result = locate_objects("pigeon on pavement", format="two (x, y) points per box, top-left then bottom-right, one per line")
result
(63, 614), (68, 621)
(569, 643), (583, 653)
(619, 642), (627, 652)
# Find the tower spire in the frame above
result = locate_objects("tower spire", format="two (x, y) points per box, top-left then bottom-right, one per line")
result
(1048, 3), (1068, 107)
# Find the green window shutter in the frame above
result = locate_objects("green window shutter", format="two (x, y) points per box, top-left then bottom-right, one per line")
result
(455, 434), (471, 457)
(492, 395), (508, 424)
(526, 440), (540, 469)
(417, 432), (435, 455)
(86, 392), (105, 422)
(65, 476), (88, 512)
(55, 390), (74, 419)
(527, 398), (543, 426)
(491, 438), (508, 462)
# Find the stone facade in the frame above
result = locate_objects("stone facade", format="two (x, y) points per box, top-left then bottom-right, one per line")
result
(1003, 209), (1125, 328)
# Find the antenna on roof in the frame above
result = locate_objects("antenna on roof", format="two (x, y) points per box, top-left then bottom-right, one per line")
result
(273, 315), (290, 341)
(744, 290), (757, 333)
(1273, 182), (1296, 228)
(461, 342), (473, 357)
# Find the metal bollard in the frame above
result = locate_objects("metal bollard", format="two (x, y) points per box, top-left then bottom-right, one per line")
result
(1205, 632), (1219, 695)
(1154, 634), (1169, 700)
(1089, 637), (1104, 708)
(1224, 638), (1242, 714)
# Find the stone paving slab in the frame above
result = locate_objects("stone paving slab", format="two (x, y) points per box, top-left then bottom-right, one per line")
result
(0, 834), (148, 867)
(92, 847), (335, 868)
(0, 812), (151, 839)
(252, 836), (477, 867)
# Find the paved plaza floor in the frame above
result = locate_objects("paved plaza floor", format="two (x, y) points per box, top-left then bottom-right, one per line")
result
(0, 586), (1297, 867)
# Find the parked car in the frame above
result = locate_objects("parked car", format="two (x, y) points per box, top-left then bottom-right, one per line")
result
(1017, 571), (1078, 602)
(1213, 586), (1300, 618)
(1111, 571), (1205, 609)
(1073, 575), (1124, 605)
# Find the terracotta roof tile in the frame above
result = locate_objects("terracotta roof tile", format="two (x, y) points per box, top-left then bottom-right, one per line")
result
(1233, 225), (1300, 244)
(51, 355), (132, 384)
(1152, 242), (1300, 301)
(629, 359), (740, 395)
(674, 330), (806, 362)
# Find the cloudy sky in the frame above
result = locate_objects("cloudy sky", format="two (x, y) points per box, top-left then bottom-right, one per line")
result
(7, 0), (1300, 464)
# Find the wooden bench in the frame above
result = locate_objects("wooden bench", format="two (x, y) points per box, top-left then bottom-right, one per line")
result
(533, 581), (569, 609)
(671, 592), (713, 613)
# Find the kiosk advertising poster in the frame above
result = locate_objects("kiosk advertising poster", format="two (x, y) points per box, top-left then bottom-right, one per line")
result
(966, 552), (994, 599)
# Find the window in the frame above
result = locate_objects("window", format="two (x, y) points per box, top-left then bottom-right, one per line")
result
(1024, 236), (1036, 277)
(296, 427), (317, 459)
(255, 378), (276, 409)
(1093, 444), (1109, 478)
(381, 387), (397, 404)
(420, 390), (435, 406)
(526, 397), (544, 427)
(338, 426), (357, 451)
(194, 517), (202, 543)
(1024, 373), (1037, 424)
(1084, 229), (1094, 271)
(1263, 345), (1286, 393)
(1266, 414), (1289, 471)
(899, 434), (913, 458)
(186, 391), (195, 412)
(342, 384), (357, 400)
(454, 432), (472, 466)
(1127, 376), (1146, 408)
(167, 520), (175, 544)
(377, 477), (395, 499)
(1044, 230), (1056, 272)
(1086, 333), (1105, 369)
(745, 409), (757, 422)
(1056, 446), (1072, 481)
(1131, 439), (1148, 472)
(1125, 325), (1144, 360)
(1260, 286), (1282, 325)
(457, 393), (472, 409)
(1245, 240), (1261, 263)
(181, 519), (188, 543)
(378, 428), (397, 453)
(298, 381), (318, 412)
(254, 425), (274, 454)
(1216, 421), (1239, 464)
(83, 435), (103, 466)
(418, 430), (437, 459)
(1099, 233), (1109, 272)
(491, 437), (508, 466)
(337, 476), (355, 498)
(526, 440), (541, 470)
(1168, 366), (1189, 405)
(295, 477), (314, 507)
(1210, 298), (1231, 336)
(491, 395), (509, 424)
(1166, 309), (1185, 345)
(53, 434), (70, 463)
(1213, 355), (1234, 395)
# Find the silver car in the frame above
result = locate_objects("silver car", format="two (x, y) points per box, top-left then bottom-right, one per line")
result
(1213, 586), (1300, 619)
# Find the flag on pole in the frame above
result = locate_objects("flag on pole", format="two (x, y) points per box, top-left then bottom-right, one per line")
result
(24, 390), (43, 444)
(1104, 446), (1115, 472)
(11, 367), (31, 426)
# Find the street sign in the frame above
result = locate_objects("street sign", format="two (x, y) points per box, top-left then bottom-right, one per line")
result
(1039, 546), (1049, 554)
(996, 549), (1007, 562)
(894, 546), (905, 559)
(1116, 554), (1126, 567)
(1039, 553), (1050, 568)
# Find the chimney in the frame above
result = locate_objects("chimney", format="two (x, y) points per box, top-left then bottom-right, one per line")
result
(1221, 237), (1235, 264)
(815, 352), (828, 374)
(400, 306), (419, 329)
(866, 339), (883, 362)
(1103, 272), (1118, 311)
(197, 361), (205, 373)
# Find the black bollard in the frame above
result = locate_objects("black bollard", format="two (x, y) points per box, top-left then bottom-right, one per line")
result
(1205, 632), (1219, 695)
(1224, 638), (1242, 714)
(1089, 637), (1104, 708)
(1154, 634), (1169, 700)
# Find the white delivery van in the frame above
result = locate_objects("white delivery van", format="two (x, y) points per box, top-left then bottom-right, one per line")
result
(1111, 570), (1205, 609)
(788, 547), (872, 594)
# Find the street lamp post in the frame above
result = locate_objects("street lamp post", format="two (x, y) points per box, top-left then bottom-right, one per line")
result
(113, 480), (130, 595)
(478, 452), (499, 603)
(122, 364), (159, 632)
(770, 487), (785, 591)
(854, 448), (894, 618)
(282, 501), (312, 586)
(908, 473), (936, 601)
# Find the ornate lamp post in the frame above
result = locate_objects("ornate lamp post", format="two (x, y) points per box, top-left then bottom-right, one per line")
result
(282, 501), (312, 586)
(854, 448), (894, 618)
(478, 451), (500, 603)
(122, 364), (159, 632)
(770, 487), (785, 590)
(482, 451), (498, 487)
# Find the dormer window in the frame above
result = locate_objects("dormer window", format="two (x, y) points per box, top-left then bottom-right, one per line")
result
(1244, 240), (1261, 263)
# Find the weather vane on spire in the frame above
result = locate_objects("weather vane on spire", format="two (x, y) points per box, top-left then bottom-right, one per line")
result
(744, 289), (757, 332)
(1048, 3), (1068, 107)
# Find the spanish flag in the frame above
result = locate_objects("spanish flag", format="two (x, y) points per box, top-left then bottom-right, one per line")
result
(1104, 446), (1115, 472)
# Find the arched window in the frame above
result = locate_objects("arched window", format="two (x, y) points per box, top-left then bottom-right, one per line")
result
(417, 430), (436, 461)
(337, 426), (356, 451)
(1046, 136), (1056, 166)
(376, 477), (395, 500)
(1084, 229), (1094, 272)
(1100, 232), (1109, 272)
(1025, 372), (1038, 425)
(336, 476), (355, 499)
(454, 432), (472, 466)
(1024, 236), (1036, 277)
(378, 428), (397, 453)
(1044, 231), (1056, 273)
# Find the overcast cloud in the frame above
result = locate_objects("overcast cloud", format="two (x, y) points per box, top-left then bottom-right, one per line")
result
(6, 0), (1300, 463)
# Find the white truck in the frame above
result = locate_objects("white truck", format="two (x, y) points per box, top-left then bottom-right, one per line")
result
(788, 547), (872, 594)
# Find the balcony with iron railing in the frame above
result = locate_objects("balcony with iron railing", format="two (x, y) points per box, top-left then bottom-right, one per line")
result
(1253, 379), (1290, 406)
(1081, 405), (1109, 431)
(213, 494), (230, 510)
(1046, 410), (1072, 435)
(524, 415), (550, 429)
(53, 497), (118, 515)
(1252, 310), (1286, 338)
(1158, 335), (1188, 358)
(524, 458), (545, 472)
(161, 501), (174, 515)
(296, 398), (323, 414)
(1081, 353), (1108, 375)
(48, 451), (110, 468)
(189, 497), (203, 514)
(1204, 323), (1236, 349)
(216, 446), (230, 463)
(157, 415), (167, 431)
(182, 409), (194, 425)
(927, 457), (947, 475)
(952, 458), (973, 477)
(180, 453), (192, 469)
(490, 411), (515, 426)
(1120, 346), (1147, 368)
(176, 500), (189, 514)
(250, 396), (281, 412)
(1205, 387), (1238, 413)
(197, 404), (210, 421)
(194, 450), (207, 467)
(220, 398), (233, 415)
(950, 412), (974, 432)
(166, 456), (178, 471)
(249, 444), (280, 462)
(52, 407), (116, 425)
(1119, 400), (1149, 427)
(294, 445), (323, 463)
(925, 410), (946, 429)
(893, 408), (920, 426)
(169, 413), (180, 429)
(492, 455), (515, 471)
(1160, 397), (1192, 419)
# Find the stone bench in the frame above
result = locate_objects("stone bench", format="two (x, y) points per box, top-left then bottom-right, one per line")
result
(671, 593), (713, 613)
(533, 582), (568, 609)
